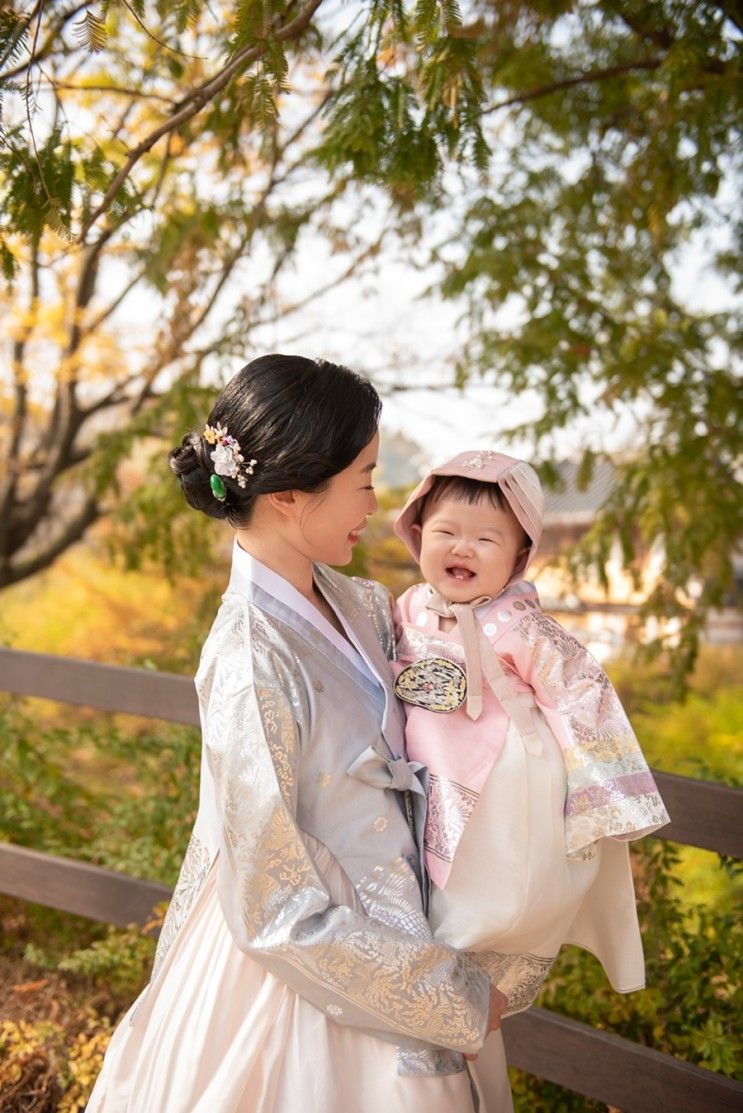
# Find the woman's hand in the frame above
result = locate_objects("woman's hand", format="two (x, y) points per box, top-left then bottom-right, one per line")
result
(464, 984), (508, 1061)
(488, 983), (509, 1032)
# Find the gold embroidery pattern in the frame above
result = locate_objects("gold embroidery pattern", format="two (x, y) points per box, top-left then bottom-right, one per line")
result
(397, 1047), (465, 1077)
(394, 656), (467, 713)
(256, 683), (298, 810)
(151, 832), (212, 980)
(425, 774), (480, 865)
(469, 949), (556, 1014)
(355, 578), (397, 660)
(516, 611), (669, 851)
(355, 860), (431, 938)
(302, 936), (487, 1049)
(354, 859), (475, 1074)
(201, 605), (490, 1052)
(399, 628), (466, 667)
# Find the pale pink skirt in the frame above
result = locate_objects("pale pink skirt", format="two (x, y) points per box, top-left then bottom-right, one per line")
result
(87, 844), (510, 1112)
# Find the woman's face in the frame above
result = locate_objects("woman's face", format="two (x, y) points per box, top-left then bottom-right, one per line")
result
(292, 432), (379, 565)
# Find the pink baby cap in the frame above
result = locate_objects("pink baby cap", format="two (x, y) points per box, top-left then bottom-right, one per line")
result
(394, 449), (545, 585)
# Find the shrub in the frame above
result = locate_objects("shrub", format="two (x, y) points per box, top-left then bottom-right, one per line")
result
(0, 649), (740, 1110)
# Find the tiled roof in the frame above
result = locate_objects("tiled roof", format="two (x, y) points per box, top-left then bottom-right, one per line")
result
(544, 457), (617, 525)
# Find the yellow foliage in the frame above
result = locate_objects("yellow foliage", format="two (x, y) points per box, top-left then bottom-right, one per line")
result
(58, 1017), (113, 1113)
(0, 1017), (65, 1107)
(0, 1014), (111, 1111)
(0, 532), (226, 672)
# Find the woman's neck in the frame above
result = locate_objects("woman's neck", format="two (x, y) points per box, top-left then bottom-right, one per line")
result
(235, 528), (315, 601)
(235, 528), (348, 638)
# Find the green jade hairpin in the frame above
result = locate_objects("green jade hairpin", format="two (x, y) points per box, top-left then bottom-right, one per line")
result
(202, 423), (257, 501)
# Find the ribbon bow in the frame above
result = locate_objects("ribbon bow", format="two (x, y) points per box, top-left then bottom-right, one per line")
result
(347, 746), (427, 796)
(425, 591), (492, 720)
(347, 747), (429, 897)
(424, 590), (542, 753)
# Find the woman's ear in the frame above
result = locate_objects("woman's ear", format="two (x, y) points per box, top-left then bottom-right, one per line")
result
(266, 489), (299, 520)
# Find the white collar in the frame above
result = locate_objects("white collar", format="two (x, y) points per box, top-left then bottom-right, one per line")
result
(231, 540), (377, 683)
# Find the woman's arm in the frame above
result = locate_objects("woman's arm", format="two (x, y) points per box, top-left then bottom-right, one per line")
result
(201, 636), (493, 1055)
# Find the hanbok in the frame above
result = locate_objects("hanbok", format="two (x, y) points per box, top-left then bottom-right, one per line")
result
(394, 578), (670, 1013)
(87, 542), (503, 1113)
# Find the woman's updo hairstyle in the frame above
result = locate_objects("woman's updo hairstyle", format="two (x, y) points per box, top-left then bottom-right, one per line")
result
(169, 354), (382, 526)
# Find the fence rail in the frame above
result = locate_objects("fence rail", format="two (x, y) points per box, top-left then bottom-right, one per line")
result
(1, 647), (742, 1111)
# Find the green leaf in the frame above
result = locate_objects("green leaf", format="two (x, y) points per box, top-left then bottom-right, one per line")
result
(74, 8), (107, 54)
(0, 239), (16, 283)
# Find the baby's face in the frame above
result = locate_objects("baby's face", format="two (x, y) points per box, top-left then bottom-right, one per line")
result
(413, 495), (527, 603)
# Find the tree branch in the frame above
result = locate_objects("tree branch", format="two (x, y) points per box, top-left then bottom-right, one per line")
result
(46, 79), (178, 105)
(5, 82), (336, 572)
(0, 2), (88, 83)
(0, 237), (41, 557)
(4, 494), (100, 588)
(10, 220), (124, 557)
(128, 96), (330, 404)
(254, 230), (388, 328)
(119, 0), (207, 60)
(484, 58), (663, 115)
(78, 375), (143, 418)
(79, 0), (326, 239)
(84, 264), (150, 334)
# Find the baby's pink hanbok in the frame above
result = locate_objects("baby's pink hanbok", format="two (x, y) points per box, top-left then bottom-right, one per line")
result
(393, 451), (670, 1108)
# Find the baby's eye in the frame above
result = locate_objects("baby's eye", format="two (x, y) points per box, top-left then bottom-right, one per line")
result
(479, 538), (496, 544)
(434, 529), (454, 536)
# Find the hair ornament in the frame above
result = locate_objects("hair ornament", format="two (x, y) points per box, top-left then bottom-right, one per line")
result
(210, 474), (227, 501)
(202, 422), (257, 494)
(462, 450), (499, 470)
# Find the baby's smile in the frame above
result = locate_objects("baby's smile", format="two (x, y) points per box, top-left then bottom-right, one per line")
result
(446, 565), (476, 581)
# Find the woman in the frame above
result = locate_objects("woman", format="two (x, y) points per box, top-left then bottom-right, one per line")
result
(87, 354), (507, 1112)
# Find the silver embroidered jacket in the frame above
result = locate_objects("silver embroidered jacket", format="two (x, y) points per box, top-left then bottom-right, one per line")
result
(152, 551), (491, 1058)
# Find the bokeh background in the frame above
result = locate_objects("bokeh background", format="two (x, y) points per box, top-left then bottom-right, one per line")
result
(1, 2), (741, 1109)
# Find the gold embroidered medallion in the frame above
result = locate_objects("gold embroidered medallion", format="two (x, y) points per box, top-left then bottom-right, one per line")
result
(394, 657), (467, 713)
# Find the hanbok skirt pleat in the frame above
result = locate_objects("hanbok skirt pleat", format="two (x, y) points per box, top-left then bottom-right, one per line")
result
(86, 839), (505, 1112)
(430, 712), (604, 1003)
(429, 706), (642, 1002)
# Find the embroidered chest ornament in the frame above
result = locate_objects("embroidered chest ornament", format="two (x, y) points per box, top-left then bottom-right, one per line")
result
(394, 656), (467, 713)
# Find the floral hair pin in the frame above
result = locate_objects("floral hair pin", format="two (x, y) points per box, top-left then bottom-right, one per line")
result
(202, 422), (257, 500)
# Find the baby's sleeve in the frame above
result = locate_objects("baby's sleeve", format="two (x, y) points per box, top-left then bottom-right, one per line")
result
(508, 611), (670, 856)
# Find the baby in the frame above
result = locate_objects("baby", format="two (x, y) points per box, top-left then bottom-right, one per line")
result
(393, 450), (670, 1020)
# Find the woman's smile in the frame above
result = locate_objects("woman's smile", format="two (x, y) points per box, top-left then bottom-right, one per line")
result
(348, 521), (367, 544)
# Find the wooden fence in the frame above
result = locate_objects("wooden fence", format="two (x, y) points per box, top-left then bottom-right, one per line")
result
(1, 646), (741, 1111)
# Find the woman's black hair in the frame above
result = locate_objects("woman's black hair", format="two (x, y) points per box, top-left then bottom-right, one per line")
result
(169, 354), (382, 526)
